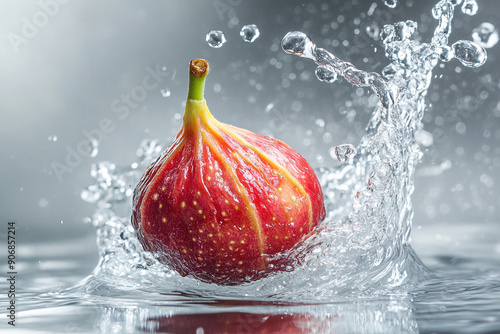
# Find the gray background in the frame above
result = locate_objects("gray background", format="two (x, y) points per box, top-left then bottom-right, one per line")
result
(0, 0), (498, 253)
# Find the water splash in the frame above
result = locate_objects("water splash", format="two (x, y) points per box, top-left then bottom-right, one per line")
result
(80, 0), (487, 301)
(240, 24), (260, 43)
(282, 31), (394, 110)
(206, 30), (226, 48)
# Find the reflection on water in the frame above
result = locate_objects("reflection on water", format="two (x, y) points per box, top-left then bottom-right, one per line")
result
(133, 300), (416, 333)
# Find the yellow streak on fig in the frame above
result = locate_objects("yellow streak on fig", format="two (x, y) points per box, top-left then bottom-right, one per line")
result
(219, 124), (315, 230)
(197, 128), (265, 264)
(184, 100), (266, 262)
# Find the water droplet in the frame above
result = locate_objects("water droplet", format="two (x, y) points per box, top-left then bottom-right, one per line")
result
(136, 138), (162, 164)
(315, 65), (337, 83)
(366, 24), (380, 40)
(333, 144), (357, 162)
(161, 89), (171, 97)
(265, 103), (274, 112)
(461, 0), (478, 16)
(60, 220), (64, 225)
(472, 22), (499, 49)
(81, 184), (101, 203)
(89, 139), (99, 158)
(415, 129), (434, 147)
(39, 198), (49, 208)
(48, 135), (58, 142)
(315, 118), (325, 127)
(281, 31), (316, 59)
(206, 30), (226, 48)
(384, 0), (397, 9)
(452, 40), (487, 68)
(438, 45), (454, 62)
(228, 17), (239, 29)
(455, 122), (466, 134)
(240, 24), (260, 43)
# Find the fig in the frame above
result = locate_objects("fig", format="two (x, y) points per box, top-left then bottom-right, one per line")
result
(132, 59), (325, 285)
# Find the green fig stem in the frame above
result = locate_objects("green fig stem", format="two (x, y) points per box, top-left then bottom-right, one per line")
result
(188, 59), (209, 101)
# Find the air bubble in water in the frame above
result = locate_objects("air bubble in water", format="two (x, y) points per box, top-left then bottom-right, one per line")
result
(452, 40), (487, 68)
(315, 65), (337, 83)
(240, 24), (260, 43)
(472, 23), (499, 49)
(48, 135), (57, 141)
(384, 0), (397, 9)
(333, 144), (357, 162)
(281, 31), (316, 59)
(206, 30), (226, 48)
(461, 0), (478, 16)
(161, 89), (171, 97)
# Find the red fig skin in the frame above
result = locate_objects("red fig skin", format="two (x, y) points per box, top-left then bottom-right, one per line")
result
(132, 59), (325, 285)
